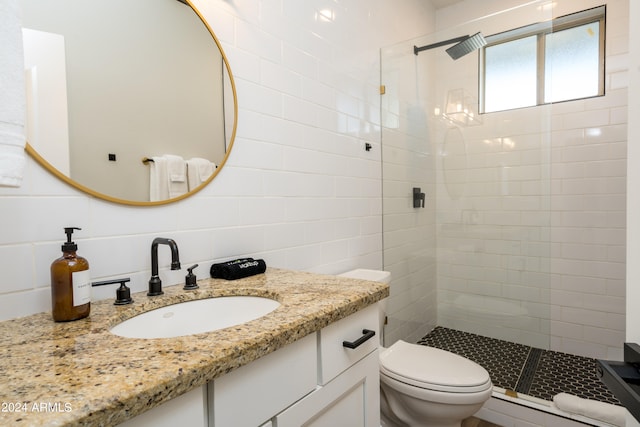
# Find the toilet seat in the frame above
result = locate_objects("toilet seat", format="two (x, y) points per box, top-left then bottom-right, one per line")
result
(380, 340), (492, 393)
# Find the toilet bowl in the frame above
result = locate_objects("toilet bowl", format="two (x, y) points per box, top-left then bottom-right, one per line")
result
(338, 269), (493, 427)
(379, 340), (492, 427)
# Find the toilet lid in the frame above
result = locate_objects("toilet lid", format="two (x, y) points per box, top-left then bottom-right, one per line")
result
(380, 340), (491, 393)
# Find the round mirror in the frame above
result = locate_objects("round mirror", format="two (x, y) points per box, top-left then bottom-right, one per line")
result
(21, 0), (237, 205)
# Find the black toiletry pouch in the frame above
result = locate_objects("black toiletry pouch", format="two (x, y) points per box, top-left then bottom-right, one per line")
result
(210, 258), (267, 280)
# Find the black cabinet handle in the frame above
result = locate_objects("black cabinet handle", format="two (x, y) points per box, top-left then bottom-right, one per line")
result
(343, 329), (376, 349)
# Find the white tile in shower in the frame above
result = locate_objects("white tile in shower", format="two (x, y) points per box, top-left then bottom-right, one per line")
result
(606, 278), (626, 298)
(610, 70), (630, 90)
(559, 337), (608, 360)
(584, 325), (625, 348)
(551, 320), (584, 340)
(559, 306), (608, 329)
(560, 242), (609, 261)
(583, 293), (625, 315)
(550, 289), (583, 309)
(560, 275), (607, 294)
(561, 109), (611, 131)
(610, 106), (628, 125)
(585, 159), (627, 179)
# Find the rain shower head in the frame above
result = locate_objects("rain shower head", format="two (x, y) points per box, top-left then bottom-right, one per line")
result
(414, 32), (487, 60)
(446, 32), (487, 60)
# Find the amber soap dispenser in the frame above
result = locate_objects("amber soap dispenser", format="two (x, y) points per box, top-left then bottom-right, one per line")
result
(51, 227), (91, 321)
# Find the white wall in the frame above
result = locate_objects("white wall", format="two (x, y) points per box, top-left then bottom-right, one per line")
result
(0, 0), (436, 321)
(3, 0), (636, 362)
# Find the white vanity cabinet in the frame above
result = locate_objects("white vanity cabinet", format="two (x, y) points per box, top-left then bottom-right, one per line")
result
(275, 303), (380, 427)
(210, 303), (380, 427)
(208, 332), (318, 426)
(118, 386), (208, 427)
(121, 304), (380, 427)
(275, 351), (379, 426)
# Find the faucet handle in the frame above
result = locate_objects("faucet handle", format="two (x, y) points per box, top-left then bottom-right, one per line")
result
(92, 277), (133, 305)
(184, 264), (199, 290)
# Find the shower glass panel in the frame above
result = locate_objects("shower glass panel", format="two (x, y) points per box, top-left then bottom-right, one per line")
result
(381, 4), (552, 350)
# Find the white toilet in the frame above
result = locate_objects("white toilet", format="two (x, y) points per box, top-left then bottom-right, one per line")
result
(339, 269), (492, 427)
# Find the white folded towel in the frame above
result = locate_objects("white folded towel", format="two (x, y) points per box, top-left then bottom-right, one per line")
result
(186, 157), (215, 190)
(0, 0), (27, 187)
(553, 393), (626, 427)
(149, 156), (168, 201)
(164, 154), (187, 198)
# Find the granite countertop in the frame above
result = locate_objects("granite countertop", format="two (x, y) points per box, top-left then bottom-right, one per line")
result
(0, 268), (388, 427)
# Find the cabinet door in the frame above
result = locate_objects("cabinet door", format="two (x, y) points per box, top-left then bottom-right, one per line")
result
(209, 333), (317, 427)
(118, 386), (207, 427)
(318, 303), (378, 385)
(276, 350), (380, 427)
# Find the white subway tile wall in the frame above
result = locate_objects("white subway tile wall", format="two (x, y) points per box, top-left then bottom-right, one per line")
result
(2, 3), (635, 425)
(0, 0), (629, 365)
(0, 0), (436, 320)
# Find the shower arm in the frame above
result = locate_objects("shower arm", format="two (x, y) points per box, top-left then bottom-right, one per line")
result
(414, 36), (470, 55)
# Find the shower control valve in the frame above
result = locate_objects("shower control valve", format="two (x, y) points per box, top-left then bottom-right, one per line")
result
(413, 187), (425, 208)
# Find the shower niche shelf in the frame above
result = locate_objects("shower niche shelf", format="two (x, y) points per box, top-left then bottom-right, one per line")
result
(598, 343), (640, 423)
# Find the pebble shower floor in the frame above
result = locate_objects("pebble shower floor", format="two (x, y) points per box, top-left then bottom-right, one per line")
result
(417, 327), (619, 405)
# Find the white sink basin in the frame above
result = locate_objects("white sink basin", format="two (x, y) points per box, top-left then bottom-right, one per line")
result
(110, 296), (280, 339)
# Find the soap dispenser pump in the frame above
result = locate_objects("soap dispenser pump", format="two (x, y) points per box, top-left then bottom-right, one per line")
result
(50, 227), (91, 322)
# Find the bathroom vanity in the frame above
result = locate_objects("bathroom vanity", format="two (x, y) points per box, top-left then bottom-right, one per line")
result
(0, 268), (387, 426)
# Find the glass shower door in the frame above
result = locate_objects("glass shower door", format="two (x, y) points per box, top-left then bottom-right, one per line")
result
(381, 16), (552, 351)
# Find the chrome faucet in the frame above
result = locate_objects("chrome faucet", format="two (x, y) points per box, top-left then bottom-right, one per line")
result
(148, 237), (181, 296)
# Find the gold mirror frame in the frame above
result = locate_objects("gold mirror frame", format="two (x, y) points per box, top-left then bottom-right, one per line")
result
(24, 0), (238, 206)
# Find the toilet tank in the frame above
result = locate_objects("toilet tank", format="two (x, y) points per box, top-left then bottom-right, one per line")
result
(338, 269), (391, 346)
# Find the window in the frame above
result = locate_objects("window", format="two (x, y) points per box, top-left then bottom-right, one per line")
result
(480, 6), (605, 114)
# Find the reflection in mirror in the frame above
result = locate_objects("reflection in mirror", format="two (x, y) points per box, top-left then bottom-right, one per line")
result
(21, 0), (237, 205)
